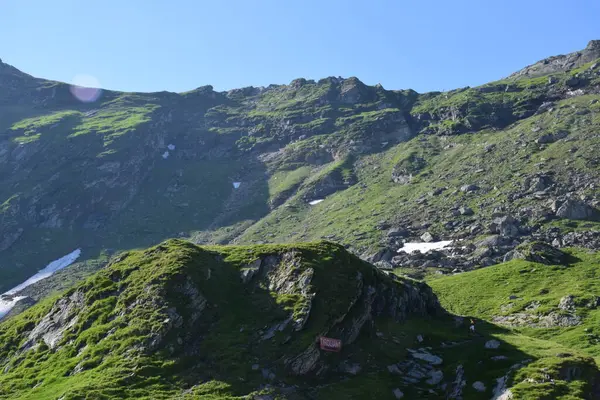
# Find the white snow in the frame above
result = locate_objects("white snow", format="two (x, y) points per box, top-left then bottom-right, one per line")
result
(308, 199), (324, 205)
(398, 241), (453, 254)
(167, 144), (175, 150)
(0, 296), (27, 319)
(0, 249), (81, 319)
(162, 151), (169, 159)
(233, 182), (241, 189)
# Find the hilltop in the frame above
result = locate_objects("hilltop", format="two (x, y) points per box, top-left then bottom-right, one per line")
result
(1, 240), (599, 399)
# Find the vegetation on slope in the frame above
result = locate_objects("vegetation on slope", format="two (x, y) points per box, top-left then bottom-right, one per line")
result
(429, 248), (600, 398)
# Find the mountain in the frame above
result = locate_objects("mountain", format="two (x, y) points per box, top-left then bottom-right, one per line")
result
(1, 240), (599, 399)
(2, 40), (600, 398)
(1, 41), (600, 294)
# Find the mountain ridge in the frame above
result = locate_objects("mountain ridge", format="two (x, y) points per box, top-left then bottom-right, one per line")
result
(0, 40), (598, 290)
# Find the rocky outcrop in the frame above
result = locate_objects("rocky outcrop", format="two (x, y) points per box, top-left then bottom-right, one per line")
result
(21, 290), (85, 350)
(510, 40), (600, 79)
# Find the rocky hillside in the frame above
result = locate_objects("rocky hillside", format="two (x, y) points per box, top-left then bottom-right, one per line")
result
(0, 240), (441, 399)
(1, 240), (599, 399)
(1, 41), (600, 291)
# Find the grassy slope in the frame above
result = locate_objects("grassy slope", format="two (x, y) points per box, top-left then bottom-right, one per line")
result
(0, 240), (432, 400)
(1, 240), (599, 399)
(237, 93), (600, 254)
(429, 248), (600, 398)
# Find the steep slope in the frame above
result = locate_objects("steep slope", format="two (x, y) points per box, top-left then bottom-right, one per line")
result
(1, 40), (600, 296)
(0, 240), (442, 399)
(430, 248), (600, 399)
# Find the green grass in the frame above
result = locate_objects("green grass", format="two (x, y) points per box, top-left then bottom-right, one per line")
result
(428, 248), (600, 397)
(0, 240), (440, 399)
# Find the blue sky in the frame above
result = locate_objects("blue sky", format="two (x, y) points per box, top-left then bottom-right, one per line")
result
(1, 0), (599, 93)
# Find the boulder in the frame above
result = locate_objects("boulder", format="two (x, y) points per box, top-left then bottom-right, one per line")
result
(556, 199), (600, 221)
(387, 228), (408, 238)
(392, 388), (404, 399)
(411, 351), (443, 365)
(489, 215), (520, 237)
(426, 369), (444, 385)
(558, 295), (576, 312)
(420, 232), (435, 243)
(460, 184), (479, 193)
(514, 241), (567, 265)
(485, 340), (501, 349)
(459, 206), (474, 216)
(472, 381), (486, 392)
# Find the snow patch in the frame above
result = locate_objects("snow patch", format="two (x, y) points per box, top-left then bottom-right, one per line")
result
(398, 241), (453, 254)
(0, 249), (81, 319)
(0, 296), (27, 319)
(162, 151), (169, 159)
(167, 144), (175, 150)
(308, 199), (324, 205)
(233, 182), (241, 189)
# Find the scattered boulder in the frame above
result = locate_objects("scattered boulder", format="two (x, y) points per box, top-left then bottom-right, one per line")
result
(556, 199), (600, 221)
(536, 131), (569, 144)
(426, 369), (444, 385)
(472, 381), (486, 392)
(387, 228), (409, 238)
(485, 340), (501, 349)
(339, 361), (361, 375)
(558, 295), (576, 312)
(420, 232), (435, 243)
(459, 206), (474, 216)
(410, 350), (443, 365)
(392, 388), (404, 399)
(513, 241), (567, 265)
(460, 184), (479, 193)
(489, 215), (520, 237)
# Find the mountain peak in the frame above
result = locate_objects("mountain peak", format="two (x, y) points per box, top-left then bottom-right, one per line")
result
(587, 39), (600, 51)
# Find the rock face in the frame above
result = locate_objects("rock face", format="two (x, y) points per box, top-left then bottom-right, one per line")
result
(21, 290), (85, 350)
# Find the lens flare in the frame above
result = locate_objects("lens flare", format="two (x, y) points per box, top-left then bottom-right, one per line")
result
(70, 74), (102, 103)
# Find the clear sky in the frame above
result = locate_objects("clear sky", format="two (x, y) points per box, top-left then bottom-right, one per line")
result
(1, 0), (599, 94)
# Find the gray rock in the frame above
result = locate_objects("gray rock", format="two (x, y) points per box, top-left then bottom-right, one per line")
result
(485, 340), (501, 349)
(21, 290), (85, 350)
(459, 206), (474, 216)
(374, 260), (393, 270)
(387, 228), (408, 238)
(411, 351), (443, 365)
(460, 184), (479, 192)
(426, 369), (444, 385)
(392, 388), (404, 399)
(556, 199), (600, 221)
(472, 381), (486, 392)
(240, 259), (262, 284)
(421, 232), (435, 242)
(387, 364), (401, 374)
(252, 364), (260, 371)
(447, 365), (466, 399)
(339, 361), (361, 375)
(489, 215), (520, 237)
(558, 295), (576, 312)
(261, 368), (275, 381)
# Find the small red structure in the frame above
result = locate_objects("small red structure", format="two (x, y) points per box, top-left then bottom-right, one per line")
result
(319, 336), (342, 352)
